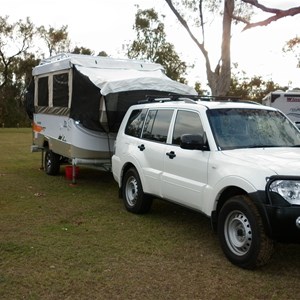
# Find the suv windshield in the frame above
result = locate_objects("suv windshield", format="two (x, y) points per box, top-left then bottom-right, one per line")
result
(207, 108), (300, 150)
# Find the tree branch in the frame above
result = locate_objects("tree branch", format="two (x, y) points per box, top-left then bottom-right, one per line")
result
(241, 1), (300, 31)
(199, 0), (205, 43)
(165, 0), (213, 73)
(242, 0), (283, 14)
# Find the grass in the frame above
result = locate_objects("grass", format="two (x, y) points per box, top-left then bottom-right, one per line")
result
(1, 128), (300, 299)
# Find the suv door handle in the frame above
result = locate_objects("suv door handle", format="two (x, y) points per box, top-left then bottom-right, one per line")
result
(166, 151), (176, 159)
(138, 144), (145, 151)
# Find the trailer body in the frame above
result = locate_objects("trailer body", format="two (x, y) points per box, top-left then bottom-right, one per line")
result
(25, 53), (196, 176)
(262, 90), (300, 125)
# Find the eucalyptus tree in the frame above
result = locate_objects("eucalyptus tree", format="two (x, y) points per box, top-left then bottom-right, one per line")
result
(283, 36), (300, 68)
(38, 25), (70, 57)
(72, 46), (94, 55)
(0, 16), (34, 89)
(228, 71), (287, 102)
(165, 0), (300, 96)
(0, 16), (35, 126)
(127, 8), (188, 83)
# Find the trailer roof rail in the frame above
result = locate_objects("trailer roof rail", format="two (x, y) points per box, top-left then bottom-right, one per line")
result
(40, 53), (70, 65)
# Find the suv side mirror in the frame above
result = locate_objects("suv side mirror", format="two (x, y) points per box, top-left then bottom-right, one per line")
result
(180, 133), (208, 151)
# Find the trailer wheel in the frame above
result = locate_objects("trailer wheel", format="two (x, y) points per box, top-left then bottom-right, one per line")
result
(122, 168), (152, 214)
(218, 195), (274, 269)
(44, 150), (61, 175)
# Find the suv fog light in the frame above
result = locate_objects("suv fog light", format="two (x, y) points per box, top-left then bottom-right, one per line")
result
(296, 217), (300, 229)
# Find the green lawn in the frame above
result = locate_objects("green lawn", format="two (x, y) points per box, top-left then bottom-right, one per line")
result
(1, 128), (300, 299)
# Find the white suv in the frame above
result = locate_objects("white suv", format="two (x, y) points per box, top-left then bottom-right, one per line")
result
(112, 96), (300, 269)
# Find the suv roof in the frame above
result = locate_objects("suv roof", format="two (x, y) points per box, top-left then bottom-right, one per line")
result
(134, 95), (275, 111)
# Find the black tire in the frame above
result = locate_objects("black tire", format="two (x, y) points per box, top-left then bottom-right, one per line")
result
(218, 195), (274, 269)
(122, 168), (152, 214)
(44, 150), (61, 176)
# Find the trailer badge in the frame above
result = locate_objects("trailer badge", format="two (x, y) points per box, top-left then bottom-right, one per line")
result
(58, 135), (66, 142)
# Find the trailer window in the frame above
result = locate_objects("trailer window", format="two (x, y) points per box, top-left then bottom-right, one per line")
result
(53, 73), (69, 107)
(38, 77), (49, 106)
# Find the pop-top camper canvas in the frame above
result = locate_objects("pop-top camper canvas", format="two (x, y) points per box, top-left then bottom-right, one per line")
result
(25, 53), (196, 177)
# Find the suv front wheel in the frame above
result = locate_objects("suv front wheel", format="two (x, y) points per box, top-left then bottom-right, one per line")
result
(218, 195), (274, 269)
(122, 167), (152, 214)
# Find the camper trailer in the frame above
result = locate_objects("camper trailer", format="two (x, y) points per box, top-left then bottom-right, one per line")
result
(262, 89), (300, 126)
(25, 53), (196, 181)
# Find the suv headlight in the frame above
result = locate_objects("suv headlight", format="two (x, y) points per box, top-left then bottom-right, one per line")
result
(269, 180), (300, 205)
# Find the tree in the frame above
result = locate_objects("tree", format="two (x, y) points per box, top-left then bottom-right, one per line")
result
(0, 16), (34, 89)
(127, 8), (188, 83)
(72, 46), (94, 55)
(71, 47), (109, 57)
(165, 0), (300, 96)
(283, 36), (300, 68)
(38, 25), (70, 57)
(98, 51), (108, 57)
(228, 67), (287, 102)
(0, 16), (35, 126)
(194, 81), (207, 95)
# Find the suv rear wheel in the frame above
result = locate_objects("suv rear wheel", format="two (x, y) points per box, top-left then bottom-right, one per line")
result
(122, 168), (152, 214)
(218, 195), (274, 269)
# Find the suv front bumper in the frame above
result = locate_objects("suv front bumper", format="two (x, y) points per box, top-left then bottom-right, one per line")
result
(264, 204), (300, 242)
(251, 176), (300, 243)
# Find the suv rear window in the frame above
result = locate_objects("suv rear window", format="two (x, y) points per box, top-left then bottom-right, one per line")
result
(142, 109), (173, 143)
(125, 109), (147, 138)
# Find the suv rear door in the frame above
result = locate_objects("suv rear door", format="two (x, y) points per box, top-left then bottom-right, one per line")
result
(137, 108), (174, 195)
(161, 109), (209, 211)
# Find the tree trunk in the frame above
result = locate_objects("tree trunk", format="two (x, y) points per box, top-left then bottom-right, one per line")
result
(208, 0), (234, 96)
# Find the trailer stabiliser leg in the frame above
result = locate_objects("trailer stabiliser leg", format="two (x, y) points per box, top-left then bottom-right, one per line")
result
(40, 149), (44, 170)
(72, 161), (77, 185)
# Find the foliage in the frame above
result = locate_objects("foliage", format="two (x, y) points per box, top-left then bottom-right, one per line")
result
(0, 16), (34, 88)
(72, 46), (94, 55)
(283, 36), (300, 68)
(37, 25), (70, 57)
(71, 47), (108, 57)
(127, 8), (188, 83)
(0, 16), (35, 126)
(194, 81), (207, 95)
(227, 67), (288, 102)
(98, 51), (108, 57)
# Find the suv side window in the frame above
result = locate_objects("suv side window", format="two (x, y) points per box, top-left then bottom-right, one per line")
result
(142, 109), (173, 143)
(172, 110), (204, 145)
(125, 108), (148, 138)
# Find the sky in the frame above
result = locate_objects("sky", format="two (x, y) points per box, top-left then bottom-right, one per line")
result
(2, 0), (300, 91)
